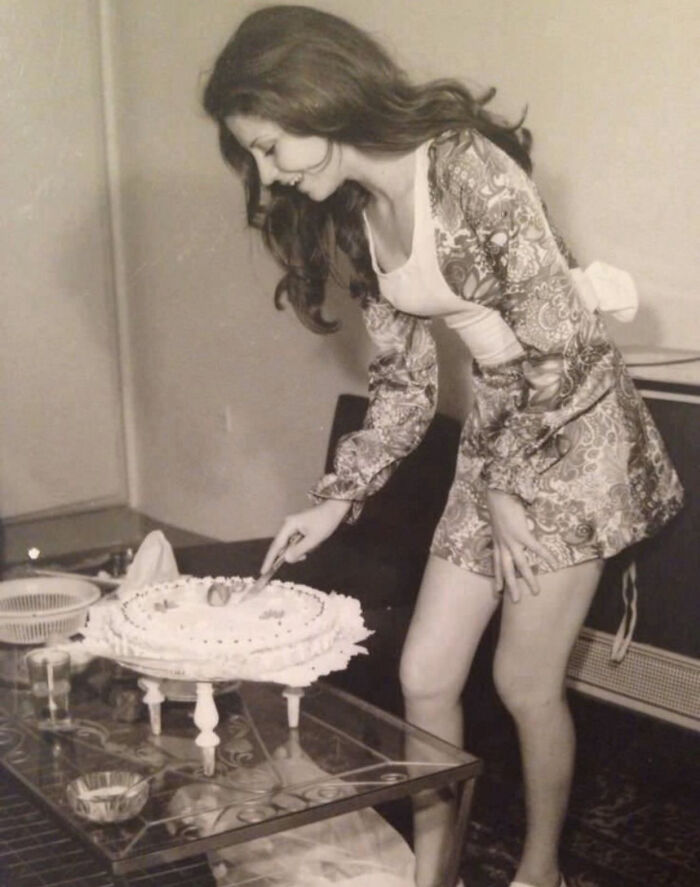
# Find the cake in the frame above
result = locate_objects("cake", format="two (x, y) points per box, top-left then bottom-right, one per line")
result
(81, 576), (369, 682)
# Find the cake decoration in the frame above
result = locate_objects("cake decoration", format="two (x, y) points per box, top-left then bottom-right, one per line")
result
(75, 576), (371, 686)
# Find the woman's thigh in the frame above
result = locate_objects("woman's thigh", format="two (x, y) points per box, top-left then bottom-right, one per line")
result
(400, 555), (499, 700)
(494, 558), (604, 697)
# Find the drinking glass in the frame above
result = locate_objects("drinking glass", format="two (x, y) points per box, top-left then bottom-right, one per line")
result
(26, 648), (72, 730)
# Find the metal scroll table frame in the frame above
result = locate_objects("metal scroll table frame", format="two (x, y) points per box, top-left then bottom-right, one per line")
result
(0, 657), (482, 887)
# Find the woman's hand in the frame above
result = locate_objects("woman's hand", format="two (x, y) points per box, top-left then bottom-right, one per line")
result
(486, 489), (557, 602)
(260, 499), (353, 574)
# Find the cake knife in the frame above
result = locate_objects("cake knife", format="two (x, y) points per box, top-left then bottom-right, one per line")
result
(206, 531), (304, 607)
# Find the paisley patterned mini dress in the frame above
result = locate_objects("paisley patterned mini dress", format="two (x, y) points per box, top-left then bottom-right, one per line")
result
(310, 129), (684, 576)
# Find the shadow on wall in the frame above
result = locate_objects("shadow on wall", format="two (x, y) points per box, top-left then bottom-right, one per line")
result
(534, 166), (665, 349)
(48, 172), (376, 534)
(41, 168), (480, 537)
(26, 161), (661, 532)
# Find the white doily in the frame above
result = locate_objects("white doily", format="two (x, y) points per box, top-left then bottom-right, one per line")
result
(69, 581), (372, 687)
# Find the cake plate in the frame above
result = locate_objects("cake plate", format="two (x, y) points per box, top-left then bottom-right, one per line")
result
(116, 657), (308, 776)
(69, 585), (372, 776)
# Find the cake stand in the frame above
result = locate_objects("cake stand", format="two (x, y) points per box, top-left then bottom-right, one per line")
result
(70, 587), (371, 776)
(65, 645), (369, 776)
(117, 658), (308, 776)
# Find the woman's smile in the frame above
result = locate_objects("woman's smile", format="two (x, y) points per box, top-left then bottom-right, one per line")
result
(227, 114), (340, 198)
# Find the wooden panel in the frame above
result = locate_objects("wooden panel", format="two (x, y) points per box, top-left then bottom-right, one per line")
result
(587, 392), (699, 659)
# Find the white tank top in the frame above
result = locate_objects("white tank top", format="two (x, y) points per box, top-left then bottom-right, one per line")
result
(364, 142), (524, 366)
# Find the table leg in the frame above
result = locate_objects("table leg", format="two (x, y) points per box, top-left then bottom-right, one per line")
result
(444, 776), (477, 887)
(282, 686), (304, 728)
(140, 678), (164, 735)
(194, 681), (219, 776)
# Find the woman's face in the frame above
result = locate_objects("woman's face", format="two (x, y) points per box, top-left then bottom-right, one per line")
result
(228, 114), (343, 201)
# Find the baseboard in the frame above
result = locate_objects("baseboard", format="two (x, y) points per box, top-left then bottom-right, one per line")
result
(566, 627), (700, 732)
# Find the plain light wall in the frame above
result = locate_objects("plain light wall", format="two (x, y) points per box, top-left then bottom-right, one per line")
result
(6, 2), (692, 532)
(109, 0), (369, 542)
(1, 0), (126, 518)
(3, 1), (696, 531)
(373, 0), (700, 348)
(108, 0), (699, 542)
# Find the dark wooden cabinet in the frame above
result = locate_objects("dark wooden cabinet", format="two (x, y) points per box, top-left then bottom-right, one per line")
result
(569, 351), (700, 729)
(588, 386), (700, 659)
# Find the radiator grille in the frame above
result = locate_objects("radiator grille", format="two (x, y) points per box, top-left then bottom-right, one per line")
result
(567, 628), (700, 731)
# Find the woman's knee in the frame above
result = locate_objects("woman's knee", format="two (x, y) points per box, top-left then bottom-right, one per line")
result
(399, 643), (434, 702)
(399, 643), (461, 708)
(492, 649), (566, 717)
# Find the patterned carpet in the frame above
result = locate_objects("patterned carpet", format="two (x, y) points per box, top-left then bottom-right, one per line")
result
(458, 694), (700, 887)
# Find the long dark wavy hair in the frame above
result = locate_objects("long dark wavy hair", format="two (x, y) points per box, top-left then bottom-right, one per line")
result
(203, 4), (532, 332)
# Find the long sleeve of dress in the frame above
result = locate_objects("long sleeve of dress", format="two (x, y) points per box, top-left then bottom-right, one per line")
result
(436, 131), (622, 503)
(309, 294), (438, 521)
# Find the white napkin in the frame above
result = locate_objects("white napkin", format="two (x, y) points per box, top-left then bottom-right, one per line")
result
(571, 260), (639, 323)
(117, 530), (179, 596)
(202, 745), (415, 887)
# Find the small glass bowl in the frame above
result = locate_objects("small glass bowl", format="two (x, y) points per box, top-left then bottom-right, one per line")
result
(66, 770), (149, 823)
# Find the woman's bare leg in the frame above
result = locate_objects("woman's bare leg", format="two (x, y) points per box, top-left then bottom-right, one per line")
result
(494, 559), (603, 887)
(400, 555), (499, 887)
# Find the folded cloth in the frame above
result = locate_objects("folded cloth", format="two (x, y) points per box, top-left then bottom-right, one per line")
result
(571, 260), (639, 323)
(56, 531), (179, 663)
(171, 740), (415, 886)
(117, 530), (179, 596)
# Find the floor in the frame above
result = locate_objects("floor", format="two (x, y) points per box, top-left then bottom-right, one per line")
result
(458, 693), (700, 887)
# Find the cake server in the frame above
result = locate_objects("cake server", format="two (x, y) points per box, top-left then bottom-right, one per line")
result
(206, 531), (304, 607)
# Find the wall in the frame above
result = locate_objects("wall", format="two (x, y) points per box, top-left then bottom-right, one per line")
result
(107, 1), (368, 541)
(109, 0), (697, 541)
(360, 0), (699, 348)
(0, 0), (127, 518)
(5, 1), (692, 537)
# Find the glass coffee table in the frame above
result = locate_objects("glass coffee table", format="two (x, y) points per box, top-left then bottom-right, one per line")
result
(0, 654), (481, 886)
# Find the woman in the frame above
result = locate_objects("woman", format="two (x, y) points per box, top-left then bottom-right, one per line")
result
(203, 7), (683, 887)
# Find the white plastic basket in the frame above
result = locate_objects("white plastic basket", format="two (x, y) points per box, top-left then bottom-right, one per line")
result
(0, 577), (101, 644)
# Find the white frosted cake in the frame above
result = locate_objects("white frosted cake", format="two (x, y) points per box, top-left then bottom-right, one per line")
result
(80, 576), (370, 683)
